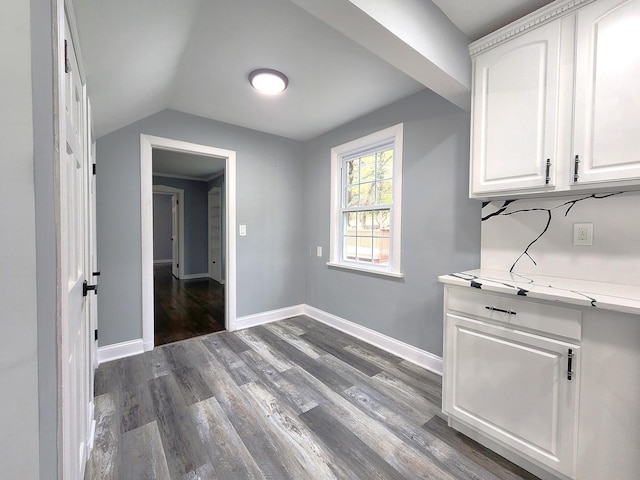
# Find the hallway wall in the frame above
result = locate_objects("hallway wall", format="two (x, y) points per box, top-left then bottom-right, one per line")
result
(96, 110), (306, 346)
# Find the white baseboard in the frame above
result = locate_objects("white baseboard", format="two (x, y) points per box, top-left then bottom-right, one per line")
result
(97, 339), (145, 364)
(233, 304), (305, 331)
(95, 304), (442, 376)
(303, 305), (443, 376)
(180, 273), (209, 280)
(154, 259), (172, 264)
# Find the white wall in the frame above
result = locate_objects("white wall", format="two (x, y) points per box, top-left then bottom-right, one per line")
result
(0, 0), (40, 477)
(481, 191), (640, 285)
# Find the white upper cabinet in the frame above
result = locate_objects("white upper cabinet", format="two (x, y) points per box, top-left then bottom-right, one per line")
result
(471, 21), (561, 194)
(573, 0), (640, 184)
(469, 0), (640, 199)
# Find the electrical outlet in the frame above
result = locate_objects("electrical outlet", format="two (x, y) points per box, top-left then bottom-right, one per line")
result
(573, 223), (593, 246)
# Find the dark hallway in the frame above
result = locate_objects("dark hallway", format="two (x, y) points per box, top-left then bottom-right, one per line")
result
(154, 263), (225, 346)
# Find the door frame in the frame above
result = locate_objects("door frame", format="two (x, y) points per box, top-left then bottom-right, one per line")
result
(140, 134), (237, 352)
(152, 185), (185, 278)
(208, 186), (223, 283)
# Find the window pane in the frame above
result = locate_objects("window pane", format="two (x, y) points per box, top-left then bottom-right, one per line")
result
(360, 154), (376, 183)
(344, 213), (357, 236)
(357, 211), (372, 231)
(345, 159), (359, 185)
(359, 182), (375, 206)
(343, 236), (357, 261)
(345, 185), (360, 207)
(376, 180), (392, 205)
(373, 237), (390, 266)
(377, 149), (393, 180)
(373, 210), (391, 233)
(357, 237), (373, 263)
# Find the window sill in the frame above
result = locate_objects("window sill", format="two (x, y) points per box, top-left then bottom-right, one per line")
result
(326, 261), (404, 279)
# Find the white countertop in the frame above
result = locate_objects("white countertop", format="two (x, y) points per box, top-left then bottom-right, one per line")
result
(438, 269), (640, 316)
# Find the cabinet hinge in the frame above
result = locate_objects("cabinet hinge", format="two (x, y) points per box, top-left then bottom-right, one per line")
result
(64, 39), (70, 73)
(545, 159), (551, 185)
(573, 155), (580, 183)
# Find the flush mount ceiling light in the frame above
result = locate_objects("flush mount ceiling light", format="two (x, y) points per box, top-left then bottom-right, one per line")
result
(248, 68), (289, 95)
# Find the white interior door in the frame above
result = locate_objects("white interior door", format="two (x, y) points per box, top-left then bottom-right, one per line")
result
(171, 194), (179, 278)
(208, 187), (222, 282)
(60, 15), (92, 480)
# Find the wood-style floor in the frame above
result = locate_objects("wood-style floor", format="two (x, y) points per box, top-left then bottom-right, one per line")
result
(154, 263), (225, 346)
(85, 316), (538, 480)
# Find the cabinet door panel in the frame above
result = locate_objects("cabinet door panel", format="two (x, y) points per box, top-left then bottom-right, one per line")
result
(573, 0), (640, 184)
(444, 314), (578, 478)
(471, 21), (561, 194)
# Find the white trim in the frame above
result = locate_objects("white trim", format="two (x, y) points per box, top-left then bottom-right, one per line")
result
(152, 185), (184, 278)
(303, 305), (443, 375)
(97, 339), (145, 364)
(235, 305), (306, 331)
(326, 261), (405, 278)
(154, 259), (172, 264)
(208, 187), (223, 283)
(329, 123), (403, 277)
(152, 172), (223, 182)
(141, 134), (237, 348)
(181, 273), (210, 280)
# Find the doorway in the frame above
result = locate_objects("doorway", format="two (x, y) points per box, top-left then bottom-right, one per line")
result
(140, 134), (237, 352)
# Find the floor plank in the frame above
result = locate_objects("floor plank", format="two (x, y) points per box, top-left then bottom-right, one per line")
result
(86, 316), (539, 480)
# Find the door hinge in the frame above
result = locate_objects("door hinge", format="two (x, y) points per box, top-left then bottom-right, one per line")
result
(573, 155), (580, 183)
(176, 263), (179, 269)
(64, 39), (70, 73)
(94, 329), (98, 341)
(92, 163), (96, 175)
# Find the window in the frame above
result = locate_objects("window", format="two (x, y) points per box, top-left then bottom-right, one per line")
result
(328, 124), (403, 277)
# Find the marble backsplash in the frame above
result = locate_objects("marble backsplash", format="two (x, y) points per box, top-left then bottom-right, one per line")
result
(481, 191), (640, 286)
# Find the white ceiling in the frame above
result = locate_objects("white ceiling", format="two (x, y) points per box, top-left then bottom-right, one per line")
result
(73, 0), (552, 144)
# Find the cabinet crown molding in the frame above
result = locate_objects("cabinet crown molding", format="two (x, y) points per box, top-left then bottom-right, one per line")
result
(469, 0), (596, 56)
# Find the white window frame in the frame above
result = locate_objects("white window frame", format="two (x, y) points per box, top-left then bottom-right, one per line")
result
(328, 123), (404, 278)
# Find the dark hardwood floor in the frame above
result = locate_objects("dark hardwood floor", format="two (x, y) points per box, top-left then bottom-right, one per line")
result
(86, 316), (538, 480)
(154, 263), (225, 346)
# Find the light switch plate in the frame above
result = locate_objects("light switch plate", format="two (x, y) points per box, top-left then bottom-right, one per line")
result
(573, 223), (593, 245)
(316, 246), (322, 257)
(239, 224), (247, 236)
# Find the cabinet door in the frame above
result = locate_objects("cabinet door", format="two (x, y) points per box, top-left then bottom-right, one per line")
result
(443, 314), (579, 478)
(471, 21), (561, 195)
(573, 0), (640, 185)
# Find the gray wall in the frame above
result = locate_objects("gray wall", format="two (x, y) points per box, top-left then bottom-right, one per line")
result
(1, 1), (41, 477)
(303, 89), (481, 356)
(153, 193), (173, 261)
(96, 110), (306, 345)
(152, 175), (209, 274)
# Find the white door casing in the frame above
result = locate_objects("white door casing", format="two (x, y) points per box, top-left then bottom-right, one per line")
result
(141, 135), (237, 352)
(57, 8), (94, 479)
(208, 187), (223, 282)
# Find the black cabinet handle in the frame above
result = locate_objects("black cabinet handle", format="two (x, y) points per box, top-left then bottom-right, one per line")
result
(485, 305), (517, 315)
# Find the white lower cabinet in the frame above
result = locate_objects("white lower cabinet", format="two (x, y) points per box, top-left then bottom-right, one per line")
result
(443, 287), (581, 479)
(442, 285), (640, 479)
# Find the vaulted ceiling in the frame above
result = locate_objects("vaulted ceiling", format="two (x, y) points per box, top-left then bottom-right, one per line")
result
(72, 0), (552, 141)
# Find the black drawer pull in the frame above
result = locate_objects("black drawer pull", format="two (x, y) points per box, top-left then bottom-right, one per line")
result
(485, 305), (517, 315)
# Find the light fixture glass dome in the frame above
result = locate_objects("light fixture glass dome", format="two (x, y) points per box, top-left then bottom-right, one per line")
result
(249, 69), (288, 95)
